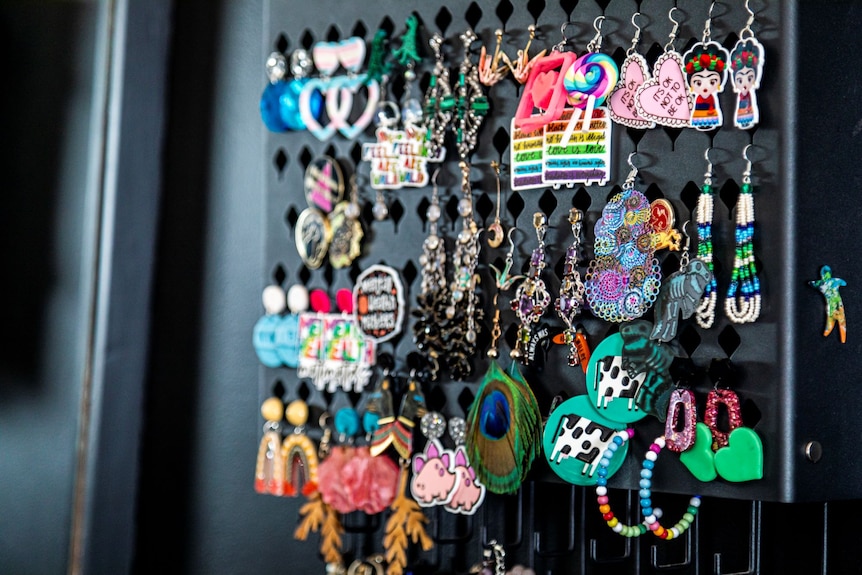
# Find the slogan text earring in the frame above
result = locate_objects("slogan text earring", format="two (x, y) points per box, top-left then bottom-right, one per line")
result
(635, 7), (692, 128)
(725, 145), (761, 324)
(731, 0), (766, 130)
(609, 12), (655, 130)
(695, 147), (719, 328)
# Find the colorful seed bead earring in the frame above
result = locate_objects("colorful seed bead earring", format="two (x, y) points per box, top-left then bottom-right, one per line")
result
(695, 147), (719, 328)
(639, 436), (702, 540)
(725, 144), (761, 323)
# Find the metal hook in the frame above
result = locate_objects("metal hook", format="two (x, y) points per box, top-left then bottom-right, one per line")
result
(559, 21), (572, 48)
(431, 167), (441, 188)
(741, 0), (756, 38)
(742, 144), (753, 184)
(588, 488), (636, 563)
(587, 16), (605, 52)
(665, 6), (681, 51)
(624, 152), (639, 189)
(532, 483), (577, 557)
(703, 1), (716, 42)
(627, 12), (643, 55)
(704, 147), (714, 185)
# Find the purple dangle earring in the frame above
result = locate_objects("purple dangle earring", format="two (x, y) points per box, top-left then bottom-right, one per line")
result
(555, 208), (586, 368)
(512, 212), (551, 364)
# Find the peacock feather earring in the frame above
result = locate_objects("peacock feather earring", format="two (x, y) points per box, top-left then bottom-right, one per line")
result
(466, 237), (541, 494)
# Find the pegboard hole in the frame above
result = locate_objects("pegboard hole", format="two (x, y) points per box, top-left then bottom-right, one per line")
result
(537, 189), (557, 219)
(527, 0), (546, 22)
(644, 182), (664, 203)
(323, 264), (334, 287)
(626, 126), (647, 148)
(275, 34), (289, 53)
(458, 387), (476, 414)
(663, 127), (684, 150)
(435, 7), (452, 35)
(300, 30), (315, 50)
(496, 0), (514, 26)
(427, 385), (447, 412)
(389, 198), (405, 230)
(297, 381), (311, 401)
(285, 206), (300, 229)
(402, 260), (418, 286)
(475, 192), (494, 223)
(352, 21), (367, 40)
(572, 187), (591, 212)
(661, 253), (680, 277)
(274, 149), (288, 176)
(351, 142), (363, 167)
(299, 147), (313, 171)
(559, 0), (578, 18)
(506, 191), (525, 221)
(272, 380), (286, 399)
(378, 16), (395, 37)
(680, 181), (701, 213)
(464, 2), (483, 30)
(298, 266), (312, 285)
(718, 325), (742, 358)
(416, 196), (431, 226)
(493, 126), (510, 158)
(742, 397), (762, 428)
(273, 264), (287, 285)
(678, 324), (701, 358)
(325, 25), (340, 42)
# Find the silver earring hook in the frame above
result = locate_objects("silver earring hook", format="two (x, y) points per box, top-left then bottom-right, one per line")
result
(665, 6), (681, 52)
(624, 152), (639, 189)
(627, 12), (643, 56)
(587, 15), (605, 53)
(703, 1), (716, 42)
(558, 21), (575, 51)
(741, 0), (756, 39)
(742, 144), (753, 184)
(704, 147), (714, 185)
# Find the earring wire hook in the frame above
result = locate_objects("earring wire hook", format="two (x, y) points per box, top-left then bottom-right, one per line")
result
(665, 6), (681, 51)
(628, 12), (643, 55)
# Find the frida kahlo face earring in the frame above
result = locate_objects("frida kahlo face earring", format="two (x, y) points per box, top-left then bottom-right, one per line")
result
(683, 2), (730, 131)
(731, 0), (766, 130)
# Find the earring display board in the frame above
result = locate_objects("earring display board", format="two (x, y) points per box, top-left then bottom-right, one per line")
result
(257, 0), (862, 572)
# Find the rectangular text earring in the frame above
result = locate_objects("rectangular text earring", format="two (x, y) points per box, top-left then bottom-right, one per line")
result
(725, 144), (761, 324)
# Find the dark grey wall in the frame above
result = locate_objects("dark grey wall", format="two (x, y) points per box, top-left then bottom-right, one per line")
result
(135, 1), (311, 573)
(0, 3), (101, 574)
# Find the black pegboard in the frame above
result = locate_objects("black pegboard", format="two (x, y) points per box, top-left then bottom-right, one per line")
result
(254, 0), (862, 573)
